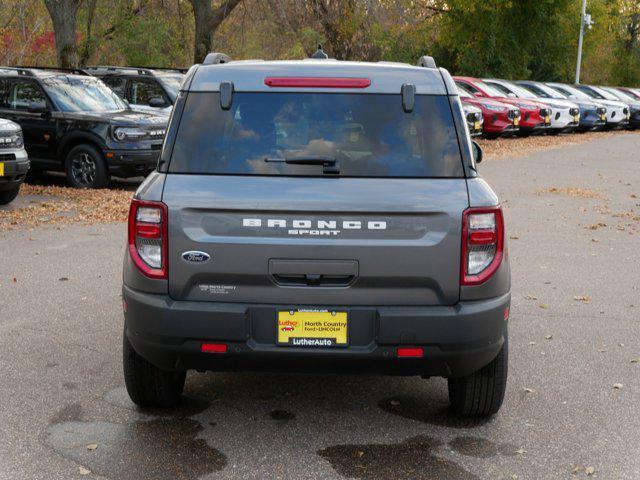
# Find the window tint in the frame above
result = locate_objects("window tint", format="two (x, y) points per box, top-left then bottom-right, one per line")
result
(9, 81), (46, 110)
(130, 79), (166, 106)
(169, 92), (464, 178)
(0, 80), (9, 108)
(458, 81), (478, 94)
(102, 76), (127, 98)
(521, 84), (550, 98)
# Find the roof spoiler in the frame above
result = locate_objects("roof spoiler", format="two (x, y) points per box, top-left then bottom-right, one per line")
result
(203, 53), (232, 65)
(416, 56), (437, 69)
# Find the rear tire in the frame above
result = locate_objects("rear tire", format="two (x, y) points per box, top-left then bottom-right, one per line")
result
(0, 185), (20, 205)
(123, 332), (186, 408)
(448, 335), (508, 417)
(65, 144), (110, 189)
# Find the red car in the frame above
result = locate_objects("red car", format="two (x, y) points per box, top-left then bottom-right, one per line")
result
(458, 83), (521, 139)
(455, 76), (552, 136)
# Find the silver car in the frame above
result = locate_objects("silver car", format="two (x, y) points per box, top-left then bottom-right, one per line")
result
(121, 51), (511, 417)
(0, 118), (29, 204)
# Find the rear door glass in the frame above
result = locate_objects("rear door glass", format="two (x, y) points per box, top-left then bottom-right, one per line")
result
(169, 92), (463, 178)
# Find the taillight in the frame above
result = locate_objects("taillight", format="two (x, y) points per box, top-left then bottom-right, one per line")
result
(461, 206), (504, 286)
(128, 199), (168, 279)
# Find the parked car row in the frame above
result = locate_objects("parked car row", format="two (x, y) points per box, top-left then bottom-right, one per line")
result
(0, 61), (639, 201)
(455, 75), (637, 138)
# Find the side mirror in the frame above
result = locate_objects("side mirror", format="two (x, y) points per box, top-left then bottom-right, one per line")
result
(28, 101), (48, 114)
(148, 97), (166, 108)
(471, 140), (483, 164)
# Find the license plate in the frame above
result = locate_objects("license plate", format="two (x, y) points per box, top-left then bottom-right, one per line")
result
(600, 114), (606, 121)
(545, 116), (551, 125)
(573, 115), (580, 123)
(513, 117), (519, 126)
(0, 163), (4, 176)
(473, 121), (481, 131)
(277, 309), (348, 347)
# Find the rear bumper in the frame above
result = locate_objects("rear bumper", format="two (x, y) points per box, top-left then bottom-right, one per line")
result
(123, 286), (510, 378)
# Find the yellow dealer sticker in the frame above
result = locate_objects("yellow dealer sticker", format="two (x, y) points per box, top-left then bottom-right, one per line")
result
(277, 310), (348, 347)
(0, 163), (4, 176)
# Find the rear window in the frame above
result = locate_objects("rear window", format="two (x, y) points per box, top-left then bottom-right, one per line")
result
(168, 92), (464, 178)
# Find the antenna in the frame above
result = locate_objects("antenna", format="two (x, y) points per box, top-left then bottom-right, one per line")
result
(311, 44), (329, 59)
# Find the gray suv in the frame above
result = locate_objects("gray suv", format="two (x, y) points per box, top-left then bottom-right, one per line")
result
(122, 51), (511, 417)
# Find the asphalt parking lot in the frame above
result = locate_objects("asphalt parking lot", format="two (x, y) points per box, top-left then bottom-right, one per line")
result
(1, 133), (639, 480)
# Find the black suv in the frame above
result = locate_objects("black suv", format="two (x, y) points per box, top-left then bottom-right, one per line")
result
(86, 67), (186, 114)
(0, 67), (168, 188)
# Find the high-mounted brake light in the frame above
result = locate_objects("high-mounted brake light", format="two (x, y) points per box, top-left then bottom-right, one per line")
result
(264, 77), (371, 88)
(461, 206), (504, 286)
(128, 199), (168, 279)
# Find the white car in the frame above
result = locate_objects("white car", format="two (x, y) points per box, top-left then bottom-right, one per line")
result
(0, 118), (29, 205)
(483, 78), (580, 134)
(573, 84), (630, 129)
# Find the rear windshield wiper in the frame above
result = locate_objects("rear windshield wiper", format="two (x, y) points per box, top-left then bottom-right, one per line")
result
(264, 155), (340, 174)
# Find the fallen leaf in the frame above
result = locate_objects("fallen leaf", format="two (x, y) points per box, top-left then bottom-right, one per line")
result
(631, 359), (639, 363)
(12, 277), (17, 283)
(529, 341), (536, 346)
(573, 295), (591, 303)
(356, 450), (364, 457)
(539, 304), (549, 309)
(585, 466), (595, 476)
(79, 466), (91, 475)
(86, 443), (97, 451)
(613, 383), (624, 390)
(389, 399), (401, 406)
(58, 277), (69, 282)
(509, 235), (519, 240)
(524, 294), (538, 300)
(545, 334), (553, 340)
(516, 448), (526, 454)
(523, 388), (535, 394)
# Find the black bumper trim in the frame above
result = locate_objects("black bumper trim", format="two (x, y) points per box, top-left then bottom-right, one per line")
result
(123, 286), (510, 378)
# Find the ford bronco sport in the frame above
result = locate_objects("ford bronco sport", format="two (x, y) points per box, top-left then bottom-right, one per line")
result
(0, 67), (167, 188)
(122, 51), (511, 417)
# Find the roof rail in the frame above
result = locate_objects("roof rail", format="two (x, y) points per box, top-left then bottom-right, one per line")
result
(202, 53), (231, 65)
(86, 65), (188, 75)
(416, 56), (437, 69)
(85, 66), (154, 76)
(0, 67), (35, 76)
(13, 66), (90, 76)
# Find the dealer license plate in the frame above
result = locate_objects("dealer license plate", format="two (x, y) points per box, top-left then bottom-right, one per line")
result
(513, 117), (519, 126)
(545, 116), (551, 125)
(473, 121), (481, 131)
(277, 309), (348, 347)
(0, 163), (4, 176)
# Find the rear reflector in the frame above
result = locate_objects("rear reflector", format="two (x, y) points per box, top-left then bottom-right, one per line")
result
(201, 343), (228, 354)
(264, 77), (371, 88)
(135, 223), (161, 238)
(397, 347), (424, 358)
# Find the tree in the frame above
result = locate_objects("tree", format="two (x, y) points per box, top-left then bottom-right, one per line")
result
(43, 0), (81, 67)
(190, 0), (243, 63)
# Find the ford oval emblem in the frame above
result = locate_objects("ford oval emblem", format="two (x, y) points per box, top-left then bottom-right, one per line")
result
(182, 251), (211, 263)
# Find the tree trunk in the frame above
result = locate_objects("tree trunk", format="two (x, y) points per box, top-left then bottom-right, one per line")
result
(190, 0), (243, 64)
(43, 0), (81, 68)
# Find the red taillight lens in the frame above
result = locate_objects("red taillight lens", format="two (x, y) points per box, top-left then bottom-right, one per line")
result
(461, 206), (504, 286)
(264, 77), (371, 88)
(128, 199), (168, 279)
